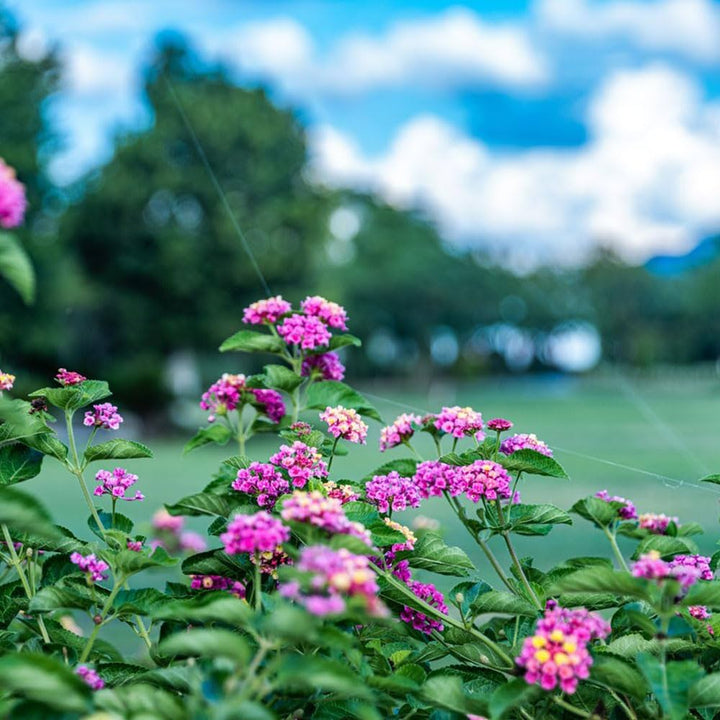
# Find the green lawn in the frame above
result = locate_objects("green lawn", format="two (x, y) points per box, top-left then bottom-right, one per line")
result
(28, 373), (720, 586)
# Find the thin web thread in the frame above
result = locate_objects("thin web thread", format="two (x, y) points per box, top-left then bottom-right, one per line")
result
(160, 74), (715, 500)
(163, 73), (272, 297)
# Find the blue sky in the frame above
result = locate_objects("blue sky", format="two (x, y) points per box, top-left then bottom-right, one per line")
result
(9, 0), (720, 265)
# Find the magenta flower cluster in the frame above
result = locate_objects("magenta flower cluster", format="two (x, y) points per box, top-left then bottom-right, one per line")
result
(221, 511), (290, 556)
(200, 373), (245, 422)
(365, 471), (421, 513)
(487, 418), (513, 432)
(638, 513), (678, 534)
(190, 574), (245, 599)
(433, 406), (484, 440)
(413, 460), (456, 499)
(83, 403), (123, 430)
(400, 580), (448, 635)
(320, 405), (368, 444)
(250, 388), (286, 423)
(300, 295), (349, 330)
(277, 314), (331, 350)
(70, 552), (110, 583)
(0, 371), (14, 391)
(55, 368), (87, 386)
(0, 158), (27, 228)
(279, 545), (385, 617)
(632, 551), (711, 591)
(516, 601), (610, 694)
(379, 413), (422, 452)
(94, 467), (144, 502)
(242, 295), (292, 325)
(281, 491), (371, 546)
(232, 462), (289, 508)
(500, 433), (553, 457)
(76, 665), (104, 691)
(301, 351), (345, 381)
(150, 509), (207, 554)
(595, 490), (638, 520)
(270, 441), (328, 488)
(323, 480), (359, 504)
(456, 460), (512, 502)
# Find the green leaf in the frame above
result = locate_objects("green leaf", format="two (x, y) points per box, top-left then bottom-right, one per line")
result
(183, 424), (232, 454)
(88, 511), (133, 539)
(0, 232), (35, 303)
(84, 439), (153, 462)
(0, 652), (90, 712)
(505, 503), (572, 536)
(690, 672), (720, 708)
(570, 496), (619, 527)
(637, 654), (704, 720)
(498, 449), (568, 478)
(159, 628), (250, 663)
(469, 591), (538, 617)
(0, 486), (60, 539)
(30, 578), (100, 613)
(22, 433), (68, 462)
(419, 674), (488, 714)
(219, 329), (285, 353)
(181, 549), (242, 577)
(363, 458), (418, 482)
(550, 567), (650, 601)
(488, 677), (541, 718)
(602, 633), (697, 658)
(94, 684), (188, 720)
(403, 532), (474, 577)
(165, 491), (238, 517)
(681, 581), (720, 609)
(262, 364), (302, 392)
(700, 474), (720, 486)
(29, 379), (111, 412)
(305, 381), (382, 422)
(113, 546), (176, 575)
(633, 534), (698, 559)
(274, 655), (372, 699)
(326, 333), (362, 351)
(113, 588), (169, 616)
(591, 655), (650, 700)
(152, 594), (251, 626)
(0, 443), (43, 485)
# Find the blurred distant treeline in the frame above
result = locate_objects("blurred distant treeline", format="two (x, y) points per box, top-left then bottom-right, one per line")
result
(1, 10), (719, 415)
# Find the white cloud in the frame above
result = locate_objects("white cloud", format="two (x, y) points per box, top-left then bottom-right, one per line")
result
(311, 64), (720, 265)
(217, 8), (548, 95)
(537, 0), (720, 63)
(64, 45), (135, 97)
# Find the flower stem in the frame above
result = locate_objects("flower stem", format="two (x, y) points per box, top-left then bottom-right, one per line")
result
(327, 436), (340, 472)
(603, 526), (629, 572)
(78, 578), (123, 663)
(253, 559), (262, 612)
(1, 525), (50, 644)
(552, 696), (595, 718)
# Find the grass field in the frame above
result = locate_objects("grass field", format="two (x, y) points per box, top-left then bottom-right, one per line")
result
(27, 372), (720, 586)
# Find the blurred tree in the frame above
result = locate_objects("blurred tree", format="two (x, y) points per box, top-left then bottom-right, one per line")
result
(61, 35), (331, 411)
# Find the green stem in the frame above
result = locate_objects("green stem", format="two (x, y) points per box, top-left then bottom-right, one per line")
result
(402, 439), (423, 460)
(327, 436), (340, 472)
(433, 436), (442, 458)
(65, 410), (105, 537)
(122, 579), (152, 650)
(1, 525), (50, 644)
(552, 696), (594, 718)
(253, 559), (262, 612)
(603, 526), (629, 572)
(237, 412), (246, 456)
(78, 578), (123, 663)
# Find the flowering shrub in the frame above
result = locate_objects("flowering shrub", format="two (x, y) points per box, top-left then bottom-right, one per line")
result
(0, 294), (720, 720)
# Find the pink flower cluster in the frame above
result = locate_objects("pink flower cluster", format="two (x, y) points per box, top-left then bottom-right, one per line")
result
(250, 388), (286, 423)
(301, 352), (345, 381)
(76, 665), (104, 691)
(320, 405), (368, 444)
(127, 540), (143, 551)
(414, 460), (457, 498)
(689, 605), (712, 620)
(323, 480), (359, 504)
(632, 551), (710, 590)
(365, 471), (421, 513)
(94, 467), (143, 502)
(55, 368), (86, 386)
(0, 371), (14, 391)
(279, 545), (385, 617)
(242, 295), (292, 325)
(301, 295), (348, 330)
(455, 460), (512, 502)
(500, 433), (552, 457)
(384, 517), (416, 553)
(487, 418), (513, 432)
(594, 490), (638, 520)
(434, 406), (484, 440)
(270, 441), (328, 487)
(221, 511), (290, 556)
(83, 403), (123, 430)
(150, 509), (207, 554)
(232, 462), (289, 508)
(70, 552), (109, 583)
(190, 574), (245, 599)
(400, 580), (448, 635)
(379, 413), (422, 451)
(281, 491), (371, 545)
(254, 546), (291, 577)
(277, 314), (331, 350)
(516, 602), (610, 694)
(639, 513), (677, 534)
(200, 373), (246, 422)
(0, 159), (27, 228)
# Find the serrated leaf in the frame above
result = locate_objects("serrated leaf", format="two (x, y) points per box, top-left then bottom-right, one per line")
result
(84, 439), (153, 462)
(681, 581), (720, 609)
(488, 677), (540, 718)
(633, 534), (698, 559)
(326, 333), (362, 351)
(0, 443), (43, 485)
(690, 672), (720, 708)
(183, 424), (232, 454)
(29, 380), (111, 412)
(305, 381), (382, 422)
(219, 329), (285, 353)
(30, 578), (101, 613)
(591, 655), (649, 700)
(113, 588), (169, 616)
(113, 546), (176, 575)
(402, 532), (474, 577)
(152, 594), (251, 626)
(550, 567), (650, 601)
(570, 496), (619, 527)
(0, 232), (35, 304)
(419, 674), (488, 714)
(159, 627), (250, 663)
(470, 591), (538, 617)
(262, 364), (302, 392)
(363, 458), (417, 482)
(0, 486), (60, 539)
(637, 653), (704, 720)
(498, 449), (568, 478)
(274, 654), (372, 698)
(165, 491), (237, 517)
(505, 503), (572, 536)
